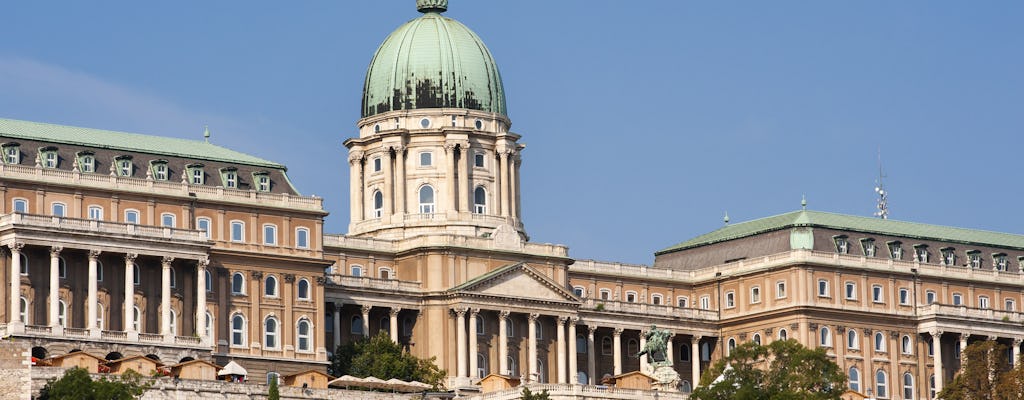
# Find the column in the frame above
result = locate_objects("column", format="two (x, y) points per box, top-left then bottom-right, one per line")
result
(455, 308), (468, 378)
(195, 257), (208, 342)
(445, 143), (457, 214)
(932, 331), (944, 394)
(499, 311), (509, 376)
(587, 326), (597, 384)
(509, 153), (518, 219)
(382, 151), (393, 217)
(161, 257), (174, 336)
(691, 336), (702, 389)
(639, 330), (649, 373)
(389, 307), (401, 344)
(528, 313), (539, 382)
(469, 309), (480, 379)
(568, 317), (579, 385)
(361, 305), (371, 338)
(87, 250), (101, 335)
(667, 333), (675, 363)
(1014, 338), (1022, 367)
(394, 147), (406, 215)
(457, 144), (469, 213)
(959, 333), (968, 368)
(613, 328), (623, 376)
(348, 152), (364, 224)
(499, 151), (510, 217)
(557, 316), (567, 383)
(333, 304), (342, 349)
(124, 253), (137, 336)
(48, 247), (62, 329)
(9, 243), (23, 328)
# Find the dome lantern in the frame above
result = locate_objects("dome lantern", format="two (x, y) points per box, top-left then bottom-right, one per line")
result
(416, 0), (447, 13)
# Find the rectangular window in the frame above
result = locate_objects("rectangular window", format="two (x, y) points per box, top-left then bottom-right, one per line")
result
(44, 151), (58, 168)
(994, 254), (1008, 271)
(231, 221), (245, 242)
(941, 248), (957, 266)
(750, 287), (761, 304)
(419, 152), (432, 166)
(153, 163), (168, 180)
(3, 145), (20, 164)
(725, 291), (735, 308)
(979, 296), (990, 309)
(926, 291), (936, 304)
(256, 175), (270, 192)
(1006, 299), (1016, 311)
(699, 296), (710, 310)
(887, 241), (903, 260)
(845, 282), (856, 300)
(833, 236), (849, 254)
(263, 225), (277, 246)
(117, 159), (132, 176)
(914, 245), (928, 263)
(677, 297), (688, 308)
(87, 206), (103, 220)
(967, 251), (982, 268)
(373, 157), (382, 172)
(872, 285), (883, 303)
(161, 213), (176, 228)
(296, 228), (309, 249)
(79, 155), (95, 172)
(474, 152), (485, 168)
(224, 171), (237, 188)
(818, 279), (830, 297)
(191, 168), (204, 184)
(953, 294), (963, 306)
(899, 288), (910, 305)
(776, 281), (787, 298)
(125, 210), (140, 224)
(196, 218), (211, 239)
(862, 238), (876, 257)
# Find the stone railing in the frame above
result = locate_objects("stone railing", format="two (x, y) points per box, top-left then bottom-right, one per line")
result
(325, 233), (568, 258)
(175, 335), (201, 345)
(101, 330), (128, 341)
(918, 303), (1024, 323)
(24, 325), (51, 334)
(0, 163), (323, 211)
(581, 299), (719, 321)
(0, 213), (207, 242)
(64, 327), (89, 337)
(139, 333), (164, 343)
(331, 275), (422, 292)
(468, 384), (690, 400)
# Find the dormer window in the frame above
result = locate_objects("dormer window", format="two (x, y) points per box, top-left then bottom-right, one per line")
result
(1018, 256), (1024, 271)
(2, 143), (20, 164)
(993, 253), (1008, 271)
(833, 235), (849, 254)
(253, 172), (271, 192)
(40, 146), (59, 168)
(220, 167), (238, 189)
(861, 238), (876, 257)
(887, 241), (903, 260)
(186, 164), (204, 185)
(76, 151), (95, 173)
(941, 247), (957, 266)
(149, 160), (169, 181)
(967, 250), (982, 269)
(114, 155), (133, 176)
(913, 245), (928, 263)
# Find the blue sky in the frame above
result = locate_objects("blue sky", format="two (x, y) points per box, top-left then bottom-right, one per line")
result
(2, 1), (1022, 265)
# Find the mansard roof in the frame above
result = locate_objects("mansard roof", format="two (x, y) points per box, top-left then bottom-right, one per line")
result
(658, 209), (1024, 255)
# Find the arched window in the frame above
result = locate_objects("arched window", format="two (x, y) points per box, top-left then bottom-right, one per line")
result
(476, 315), (485, 335)
(295, 227), (310, 249)
(297, 319), (312, 352)
(477, 353), (488, 378)
(536, 359), (546, 383)
(372, 190), (384, 218)
(701, 342), (711, 361)
(779, 329), (788, 341)
(378, 267), (393, 280)
(18, 253), (28, 275)
(506, 319), (515, 337)
(12, 198), (28, 213)
(680, 344), (690, 361)
(351, 265), (363, 277)
(728, 338), (737, 354)
(160, 213), (176, 228)
(169, 267), (176, 288)
(651, 294), (663, 305)
(132, 263), (141, 285)
(231, 272), (245, 295)
(535, 320), (543, 340)
(262, 224), (277, 246)
(230, 220), (245, 242)
(87, 205), (103, 220)
(57, 300), (67, 327)
(876, 370), (888, 399)
(578, 371), (588, 385)
(848, 329), (859, 349)
(677, 296), (688, 308)
(902, 335), (913, 354)
(507, 356), (518, 377)
(903, 372), (915, 400)
(18, 297), (28, 323)
(627, 339), (639, 357)
(573, 286), (585, 298)
(51, 202), (66, 217)
(875, 332), (886, 352)
(169, 309), (178, 335)
(124, 209), (140, 224)
(264, 317), (279, 349)
(599, 289), (611, 300)
(473, 187), (487, 214)
(58, 257), (67, 279)
(297, 279), (310, 300)
(231, 314), (246, 346)
(849, 367), (861, 392)
(132, 306), (141, 332)
(265, 275), (278, 297)
(601, 337), (612, 355)
(205, 269), (212, 292)
(681, 381), (693, 393)
(351, 316), (364, 335)
(753, 333), (762, 345)
(205, 312), (213, 339)
(418, 185), (435, 214)
(97, 303), (105, 330)
(97, 261), (104, 282)
(576, 335), (587, 353)
(196, 217), (212, 239)
(625, 291), (637, 303)
(820, 327), (832, 347)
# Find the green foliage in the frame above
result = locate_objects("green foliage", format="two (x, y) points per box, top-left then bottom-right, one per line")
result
(39, 367), (151, 400)
(268, 374), (280, 400)
(330, 332), (446, 388)
(939, 340), (1024, 400)
(692, 339), (845, 400)
(521, 387), (551, 400)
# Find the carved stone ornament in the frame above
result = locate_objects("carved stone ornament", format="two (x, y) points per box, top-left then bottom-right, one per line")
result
(764, 327), (774, 335)
(284, 274), (296, 283)
(50, 246), (63, 257)
(499, 310), (510, 319)
(808, 323), (818, 331)
(315, 276), (326, 286)
(125, 253), (138, 262)
(250, 271), (263, 279)
(88, 249), (102, 260)
(197, 257), (210, 268)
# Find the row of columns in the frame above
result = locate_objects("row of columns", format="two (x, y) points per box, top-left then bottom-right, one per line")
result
(6, 243), (208, 343)
(330, 304), (404, 347)
(929, 330), (1023, 395)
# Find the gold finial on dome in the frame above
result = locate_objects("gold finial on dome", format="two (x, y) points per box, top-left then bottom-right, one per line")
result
(417, 0), (447, 13)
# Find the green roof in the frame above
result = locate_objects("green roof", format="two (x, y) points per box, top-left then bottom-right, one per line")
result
(0, 118), (285, 169)
(657, 210), (1024, 255)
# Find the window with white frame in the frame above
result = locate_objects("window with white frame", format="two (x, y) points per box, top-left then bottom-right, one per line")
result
(930, 375), (936, 399)
(187, 164), (204, 184)
(124, 209), (140, 224)
(169, 309), (178, 335)
(833, 235), (849, 254)
(861, 238), (877, 257)
(265, 275), (278, 297)
(845, 282), (856, 300)
(351, 265), (363, 277)
(231, 272), (245, 295)
(87, 205), (103, 220)
(902, 372), (914, 400)
(750, 286), (761, 304)
(1006, 298), (1016, 311)
(776, 281), (787, 298)
(205, 312), (213, 340)
(779, 329), (788, 340)
(677, 296), (688, 308)
(473, 187), (487, 214)
(725, 291), (735, 308)
(625, 291), (637, 303)
(18, 253), (27, 275)
(941, 247), (957, 266)
(263, 224), (277, 246)
(700, 296), (710, 310)
(77, 152), (95, 172)
(3, 143), (20, 164)
(378, 267), (393, 280)
(161, 213), (176, 228)
(419, 151), (432, 166)
(979, 295), (990, 309)
(926, 290), (936, 304)
(18, 297), (28, 323)
(894, 288), (907, 305)
(133, 306), (141, 331)
(231, 314), (246, 346)
(994, 253), (1009, 271)
(967, 250), (982, 268)
(41, 148), (59, 168)
(874, 332), (886, 352)
(418, 185), (435, 214)
(474, 152), (485, 168)
(197, 217), (212, 239)
(651, 294), (663, 305)
(256, 174), (270, 192)
(297, 318), (312, 352)
(876, 370), (888, 399)
(57, 300), (67, 327)
(820, 327), (832, 347)
(952, 293), (963, 306)
(847, 329), (858, 349)
(727, 338), (737, 355)
(221, 168), (238, 188)
(914, 245), (929, 263)
(372, 190), (383, 218)
(753, 333), (762, 345)
(573, 286), (585, 298)
(230, 221), (245, 242)
(506, 319), (515, 338)
(849, 367), (861, 393)
(264, 317), (279, 348)
(902, 335), (913, 354)
(97, 303), (105, 329)
(295, 227), (309, 248)
(58, 257), (67, 279)
(599, 289), (611, 300)
(372, 157), (382, 173)
(12, 198), (27, 213)
(872, 285), (884, 303)
(205, 269), (212, 292)
(115, 156), (132, 176)
(151, 161), (169, 181)
(51, 202), (66, 217)
(298, 279), (310, 300)
(818, 279), (830, 297)
(887, 241), (903, 260)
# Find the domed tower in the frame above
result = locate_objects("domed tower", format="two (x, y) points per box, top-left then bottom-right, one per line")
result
(346, 0), (525, 241)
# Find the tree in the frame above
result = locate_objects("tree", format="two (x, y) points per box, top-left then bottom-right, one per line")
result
(521, 387), (551, 399)
(330, 332), (446, 388)
(691, 339), (845, 400)
(268, 373), (280, 400)
(940, 340), (1024, 400)
(39, 367), (150, 400)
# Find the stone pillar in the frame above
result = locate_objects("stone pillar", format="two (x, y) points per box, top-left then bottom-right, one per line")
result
(1014, 338), (1022, 367)
(959, 334), (968, 368)
(195, 257), (208, 342)
(557, 316), (567, 384)
(613, 328), (623, 376)
(389, 307), (401, 344)
(932, 331), (943, 394)
(691, 336), (702, 389)
(382, 151), (393, 217)
(394, 147), (406, 216)
(458, 144), (469, 213)
(124, 253), (137, 337)
(361, 305), (371, 338)
(528, 313), (539, 382)
(499, 151), (510, 217)
(8, 243), (23, 327)
(509, 153), (518, 219)
(587, 326), (597, 385)
(445, 143), (457, 215)
(469, 309), (480, 379)
(348, 152), (364, 224)
(667, 332), (675, 363)
(639, 330), (649, 373)
(48, 246), (62, 330)
(568, 317), (578, 385)
(455, 308), (468, 378)
(498, 311), (509, 376)
(332, 304), (342, 349)
(87, 250), (101, 335)
(161, 257), (174, 336)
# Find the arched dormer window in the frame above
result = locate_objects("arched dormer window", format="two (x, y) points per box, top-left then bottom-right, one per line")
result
(418, 185), (435, 214)
(473, 186), (487, 214)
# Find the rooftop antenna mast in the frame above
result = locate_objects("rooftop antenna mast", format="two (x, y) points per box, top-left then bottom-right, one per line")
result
(874, 149), (888, 219)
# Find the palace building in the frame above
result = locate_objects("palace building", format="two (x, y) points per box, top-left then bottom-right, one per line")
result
(2, 1), (1022, 399)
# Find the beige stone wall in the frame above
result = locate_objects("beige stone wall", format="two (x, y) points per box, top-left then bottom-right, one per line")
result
(0, 341), (30, 400)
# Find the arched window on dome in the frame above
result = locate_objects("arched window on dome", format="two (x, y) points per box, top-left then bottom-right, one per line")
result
(419, 185), (435, 214)
(473, 187), (487, 214)
(372, 190), (383, 218)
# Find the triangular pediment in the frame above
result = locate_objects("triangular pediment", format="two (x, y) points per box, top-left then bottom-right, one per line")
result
(450, 263), (578, 303)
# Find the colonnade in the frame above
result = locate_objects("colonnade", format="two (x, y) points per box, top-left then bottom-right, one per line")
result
(929, 330), (1023, 394)
(330, 303), (405, 347)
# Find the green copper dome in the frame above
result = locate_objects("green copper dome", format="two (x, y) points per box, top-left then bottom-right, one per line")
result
(361, 2), (507, 118)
